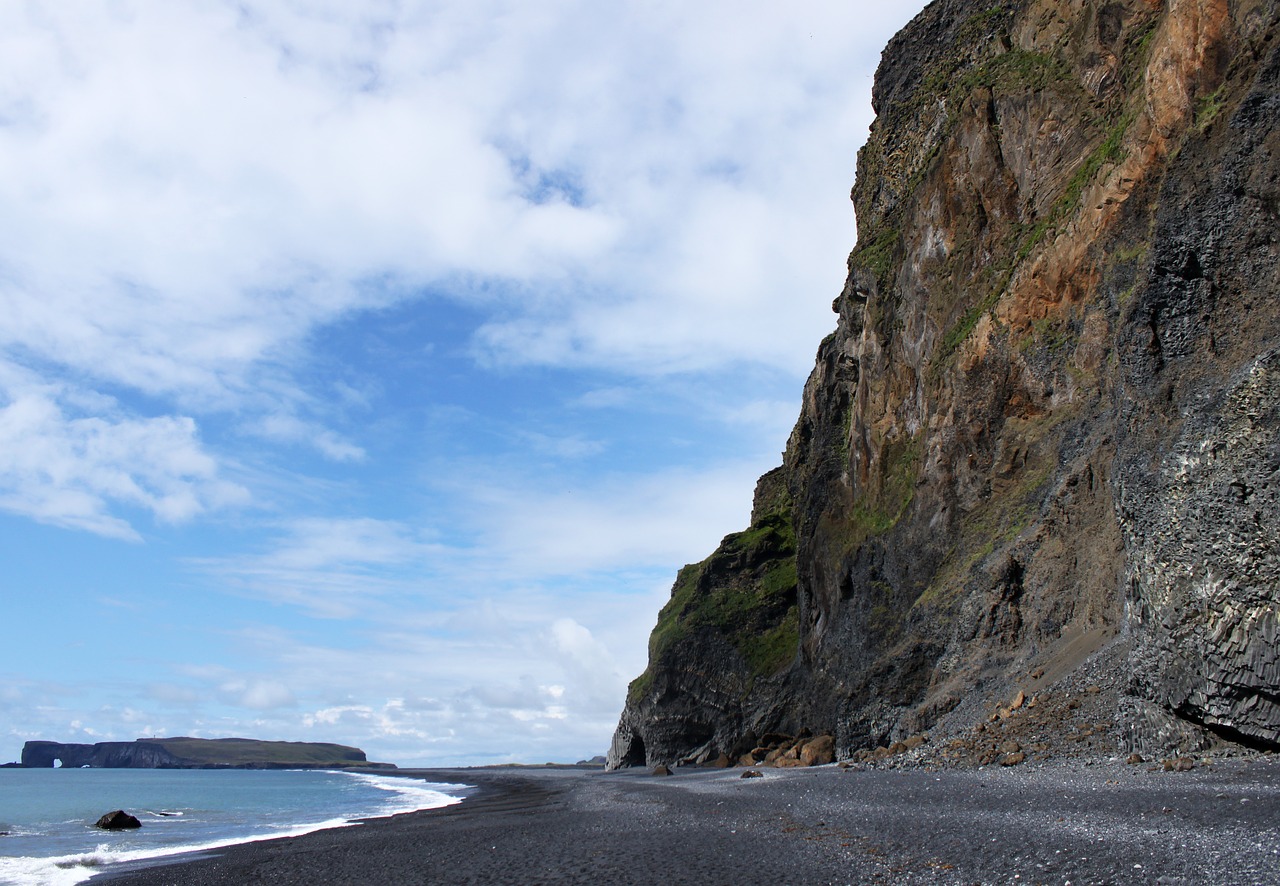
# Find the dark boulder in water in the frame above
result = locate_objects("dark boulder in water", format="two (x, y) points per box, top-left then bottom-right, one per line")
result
(95, 810), (141, 830)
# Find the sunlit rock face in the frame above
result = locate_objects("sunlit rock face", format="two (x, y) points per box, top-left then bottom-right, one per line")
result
(609, 0), (1280, 769)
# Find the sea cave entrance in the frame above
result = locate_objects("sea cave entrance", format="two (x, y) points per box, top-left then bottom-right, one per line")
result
(620, 733), (646, 768)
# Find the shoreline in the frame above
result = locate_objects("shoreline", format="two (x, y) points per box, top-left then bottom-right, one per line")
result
(86, 766), (573, 885)
(0, 768), (466, 886)
(89, 756), (1280, 885)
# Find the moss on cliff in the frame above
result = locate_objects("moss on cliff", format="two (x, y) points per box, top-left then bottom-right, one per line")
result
(860, 435), (923, 535)
(646, 512), (799, 671)
(850, 226), (901, 293)
(629, 483), (800, 705)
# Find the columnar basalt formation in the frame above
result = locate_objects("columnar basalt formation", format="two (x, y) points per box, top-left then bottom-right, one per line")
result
(610, 0), (1280, 769)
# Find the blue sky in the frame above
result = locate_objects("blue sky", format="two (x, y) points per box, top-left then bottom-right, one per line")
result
(0, 0), (926, 767)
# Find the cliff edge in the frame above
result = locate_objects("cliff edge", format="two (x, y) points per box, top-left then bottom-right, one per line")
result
(19, 737), (394, 769)
(611, 0), (1280, 769)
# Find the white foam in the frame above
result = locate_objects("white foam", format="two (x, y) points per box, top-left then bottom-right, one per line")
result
(0, 818), (365, 886)
(335, 771), (468, 817)
(0, 774), (468, 886)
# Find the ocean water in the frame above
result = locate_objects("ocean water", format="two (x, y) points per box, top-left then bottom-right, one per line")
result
(0, 768), (467, 886)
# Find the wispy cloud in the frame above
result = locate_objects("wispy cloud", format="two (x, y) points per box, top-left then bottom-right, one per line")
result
(194, 517), (447, 617)
(250, 414), (367, 463)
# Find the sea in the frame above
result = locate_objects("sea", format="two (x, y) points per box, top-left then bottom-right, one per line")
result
(0, 768), (467, 886)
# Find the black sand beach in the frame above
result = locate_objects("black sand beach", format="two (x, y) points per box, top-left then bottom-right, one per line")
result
(94, 757), (1280, 885)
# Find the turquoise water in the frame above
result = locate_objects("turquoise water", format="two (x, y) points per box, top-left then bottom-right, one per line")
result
(0, 769), (466, 886)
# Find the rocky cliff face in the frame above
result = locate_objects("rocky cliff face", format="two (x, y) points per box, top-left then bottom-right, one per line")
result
(22, 740), (183, 769)
(610, 0), (1280, 769)
(20, 738), (382, 769)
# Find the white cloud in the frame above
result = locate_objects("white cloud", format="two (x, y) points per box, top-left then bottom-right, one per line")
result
(546, 617), (625, 709)
(0, 372), (248, 539)
(219, 678), (297, 711)
(0, 0), (917, 538)
(0, 0), (903, 398)
(460, 461), (765, 576)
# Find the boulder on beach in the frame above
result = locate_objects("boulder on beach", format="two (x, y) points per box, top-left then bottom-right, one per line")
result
(799, 736), (835, 767)
(95, 810), (142, 830)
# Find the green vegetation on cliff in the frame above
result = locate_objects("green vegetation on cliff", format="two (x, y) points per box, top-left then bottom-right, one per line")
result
(150, 738), (370, 767)
(647, 512), (798, 671)
(628, 485), (800, 704)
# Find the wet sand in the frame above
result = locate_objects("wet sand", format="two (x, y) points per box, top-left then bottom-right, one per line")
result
(94, 757), (1280, 884)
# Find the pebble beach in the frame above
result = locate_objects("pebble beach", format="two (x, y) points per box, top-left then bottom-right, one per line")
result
(93, 756), (1280, 885)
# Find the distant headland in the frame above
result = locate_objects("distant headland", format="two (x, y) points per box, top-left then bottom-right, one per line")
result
(9, 737), (395, 769)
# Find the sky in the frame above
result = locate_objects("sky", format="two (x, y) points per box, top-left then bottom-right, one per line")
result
(0, 0), (927, 767)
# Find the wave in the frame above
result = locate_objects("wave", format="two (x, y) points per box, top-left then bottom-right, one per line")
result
(334, 771), (468, 818)
(0, 776), (466, 886)
(0, 817), (358, 886)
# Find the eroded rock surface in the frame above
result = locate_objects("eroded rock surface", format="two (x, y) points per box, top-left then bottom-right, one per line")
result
(610, 0), (1280, 770)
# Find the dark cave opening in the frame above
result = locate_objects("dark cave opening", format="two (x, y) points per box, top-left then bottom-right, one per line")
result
(620, 733), (648, 768)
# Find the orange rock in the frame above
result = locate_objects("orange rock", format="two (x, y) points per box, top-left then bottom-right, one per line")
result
(800, 735), (835, 767)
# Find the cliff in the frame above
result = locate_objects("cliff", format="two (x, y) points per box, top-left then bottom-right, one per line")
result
(19, 737), (393, 769)
(610, 0), (1280, 769)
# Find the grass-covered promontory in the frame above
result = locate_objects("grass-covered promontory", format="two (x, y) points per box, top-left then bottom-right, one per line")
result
(147, 737), (373, 768)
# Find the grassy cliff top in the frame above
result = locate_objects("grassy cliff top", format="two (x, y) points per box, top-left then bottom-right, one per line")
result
(146, 737), (369, 766)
